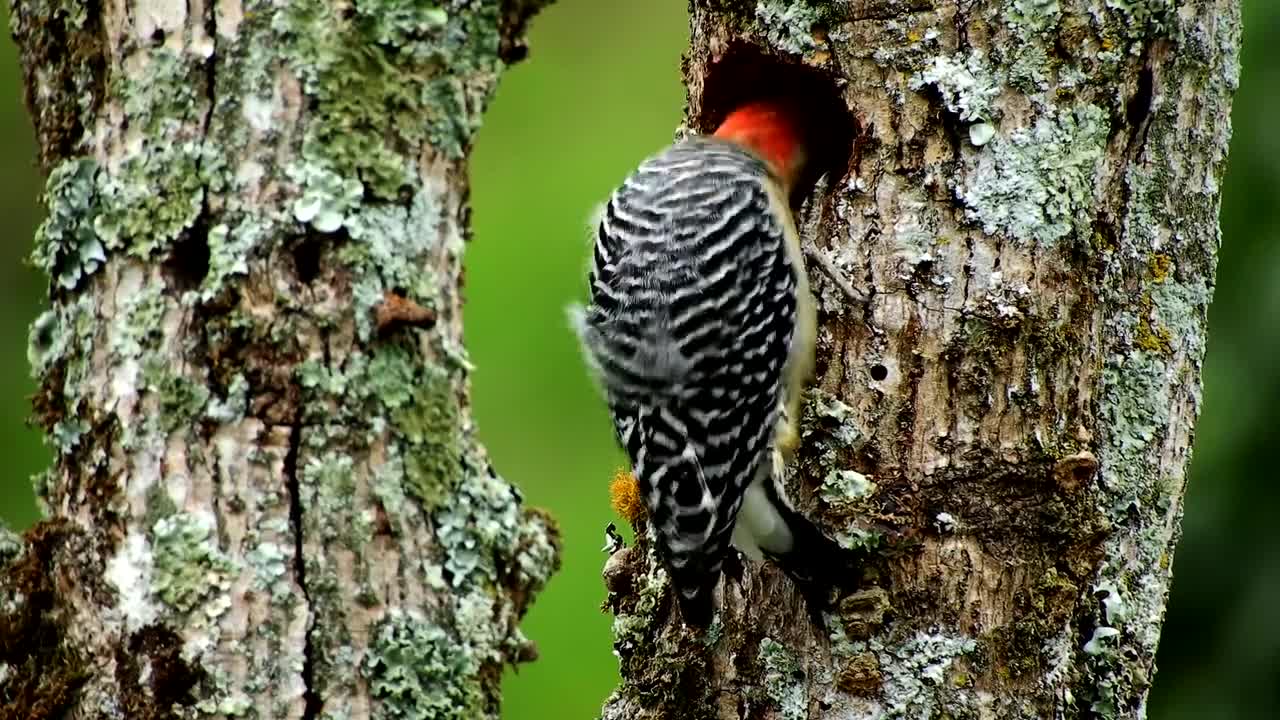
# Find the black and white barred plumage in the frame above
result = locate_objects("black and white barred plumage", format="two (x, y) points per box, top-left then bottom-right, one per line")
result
(572, 136), (840, 626)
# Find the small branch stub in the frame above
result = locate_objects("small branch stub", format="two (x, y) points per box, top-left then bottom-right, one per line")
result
(375, 290), (437, 334)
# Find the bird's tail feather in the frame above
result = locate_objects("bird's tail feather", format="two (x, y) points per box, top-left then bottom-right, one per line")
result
(633, 407), (728, 628)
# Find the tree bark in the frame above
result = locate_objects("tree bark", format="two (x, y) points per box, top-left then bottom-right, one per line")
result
(603, 1), (1240, 718)
(2, 0), (559, 718)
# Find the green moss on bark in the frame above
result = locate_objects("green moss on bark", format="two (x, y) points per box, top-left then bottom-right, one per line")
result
(274, 0), (508, 201)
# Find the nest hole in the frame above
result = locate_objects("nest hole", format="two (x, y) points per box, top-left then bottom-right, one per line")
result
(694, 44), (855, 206)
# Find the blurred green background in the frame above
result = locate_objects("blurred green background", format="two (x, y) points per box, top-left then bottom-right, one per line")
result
(0, 1), (1274, 718)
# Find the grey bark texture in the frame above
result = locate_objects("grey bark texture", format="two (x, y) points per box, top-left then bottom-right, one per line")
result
(602, 1), (1240, 719)
(1, 0), (560, 718)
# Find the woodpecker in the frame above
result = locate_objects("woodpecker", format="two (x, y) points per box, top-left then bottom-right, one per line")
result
(571, 101), (855, 626)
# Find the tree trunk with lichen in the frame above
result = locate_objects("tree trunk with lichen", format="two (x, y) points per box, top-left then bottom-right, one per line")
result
(1, 0), (559, 718)
(602, 1), (1239, 718)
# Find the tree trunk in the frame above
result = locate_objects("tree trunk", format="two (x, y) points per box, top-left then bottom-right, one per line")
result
(602, 1), (1240, 718)
(2, 1), (559, 718)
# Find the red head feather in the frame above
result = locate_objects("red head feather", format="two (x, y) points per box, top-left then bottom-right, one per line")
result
(713, 102), (807, 190)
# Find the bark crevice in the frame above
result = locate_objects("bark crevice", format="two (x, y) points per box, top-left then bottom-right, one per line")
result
(283, 420), (321, 720)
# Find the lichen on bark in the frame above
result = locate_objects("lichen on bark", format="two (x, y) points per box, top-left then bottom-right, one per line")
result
(4, 0), (559, 717)
(602, 1), (1240, 718)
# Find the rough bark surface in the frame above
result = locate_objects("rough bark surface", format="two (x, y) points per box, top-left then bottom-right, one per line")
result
(2, 0), (559, 718)
(602, 1), (1240, 718)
